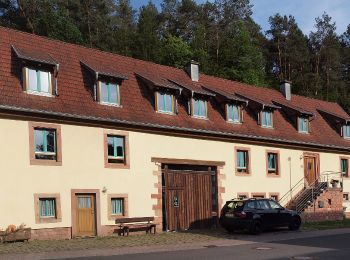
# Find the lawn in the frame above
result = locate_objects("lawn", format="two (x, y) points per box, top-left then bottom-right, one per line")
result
(302, 219), (350, 230)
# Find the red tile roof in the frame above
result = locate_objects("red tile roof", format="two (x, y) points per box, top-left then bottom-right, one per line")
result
(1, 27), (350, 151)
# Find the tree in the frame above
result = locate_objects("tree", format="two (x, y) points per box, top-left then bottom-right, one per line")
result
(309, 12), (342, 100)
(134, 1), (162, 62)
(161, 35), (193, 68)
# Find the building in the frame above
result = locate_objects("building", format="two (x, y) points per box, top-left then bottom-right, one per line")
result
(0, 27), (349, 240)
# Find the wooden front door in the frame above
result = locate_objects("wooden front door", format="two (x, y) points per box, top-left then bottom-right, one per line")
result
(76, 194), (96, 237)
(304, 156), (317, 186)
(164, 169), (214, 231)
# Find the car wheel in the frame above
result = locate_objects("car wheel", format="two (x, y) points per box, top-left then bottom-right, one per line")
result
(250, 220), (262, 235)
(289, 217), (301, 231)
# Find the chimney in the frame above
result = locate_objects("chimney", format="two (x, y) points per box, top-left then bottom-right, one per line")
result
(186, 60), (200, 82)
(280, 80), (292, 101)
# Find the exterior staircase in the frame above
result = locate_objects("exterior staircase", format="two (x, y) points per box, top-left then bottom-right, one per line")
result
(286, 182), (328, 213)
(279, 171), (343, 214)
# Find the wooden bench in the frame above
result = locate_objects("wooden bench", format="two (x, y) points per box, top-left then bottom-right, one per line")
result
(115, 217), (156, 236)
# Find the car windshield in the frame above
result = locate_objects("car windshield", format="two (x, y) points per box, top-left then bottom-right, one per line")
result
(225, 201), (245, 212)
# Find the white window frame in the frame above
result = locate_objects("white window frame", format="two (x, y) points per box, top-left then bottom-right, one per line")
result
(261, 110), (273, 128)
(98, 80), (121, 107)
(342, 125), (350, 139)
(298, 117), (309, 133)
(192, 98), (208, 119)
(23, 67), (54, 97)
(155, 91), (175, 114)
(226, 104), (241, 124)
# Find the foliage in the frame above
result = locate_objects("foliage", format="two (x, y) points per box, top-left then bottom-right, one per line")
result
(1, 1), (350, 111)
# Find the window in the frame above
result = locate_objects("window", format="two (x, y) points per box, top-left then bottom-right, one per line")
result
(108, 194), (128, 220)
(99, 81), (119, 105)
(267, 152), (279, 175)
(34, 193), (62, 223)
(256, 200), (269, 209)
(341, 158), (349, 177)
(192, 98), (207, 118)
(236, 149), (249, 174)
(270, 194), (279, 201)
(39, 198), (56, 218)
(261, 110), (273, 128)
(107, 136), (125, 163)
(227, 104), (241, 123)
(111, 198), (124, 215)
(268, 200), (282, 209)
(298, 117), (309, 133)
(24, 68), (52, 95)
(34, 128), (56, 160)
(104, 131), (130, 169)
(343, 125), (350, 139)
(29, 122), (62, 166)
(237, 193), (248, 200)
(252, 194), (265, 199)
(343, 193), (349, 201)
(156, 92), (174, 113)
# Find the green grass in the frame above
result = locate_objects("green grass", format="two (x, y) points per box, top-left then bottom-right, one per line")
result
(302, 219), (350, 230)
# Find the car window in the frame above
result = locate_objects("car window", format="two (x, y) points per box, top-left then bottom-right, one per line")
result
(225, 201), (245, 212)
(269, 200), (282, 209)
(244, 201), (256, 210)
(257, 200), (270, 210)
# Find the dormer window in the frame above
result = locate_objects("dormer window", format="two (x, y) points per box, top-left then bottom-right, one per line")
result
(343, 125), (350, 139)
(156, 92), (175, 114)
(24, 67), (53, 96)
(261, 110), (273, 128)
(192, 98), (207, 118)
(227, 104), (241, 123)
(98, 81), (120, 106)
(298, 117), (309, 133)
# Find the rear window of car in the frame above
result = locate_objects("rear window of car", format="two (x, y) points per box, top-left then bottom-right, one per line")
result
(225, 201), (245, 212)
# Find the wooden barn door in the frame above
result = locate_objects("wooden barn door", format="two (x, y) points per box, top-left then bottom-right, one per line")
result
(164, 167), (215, 231)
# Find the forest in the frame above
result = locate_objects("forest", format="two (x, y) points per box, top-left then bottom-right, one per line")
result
(1, 0), (350, 111)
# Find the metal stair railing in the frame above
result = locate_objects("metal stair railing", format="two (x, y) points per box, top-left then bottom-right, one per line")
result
(279, 171), (344, 213)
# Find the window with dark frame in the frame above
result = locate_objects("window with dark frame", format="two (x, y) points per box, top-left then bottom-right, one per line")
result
(236, 150), (249, 173)
(341, 158), (349, 177)
(270, 195), (279, 201)
(39, 198), (56, 218)
(343, 193), (349, 201)
(111, 198), (124, 216)
(34, 128), (57, 160)
(267, 152), (278, 175)
(107, 135), (125, 164)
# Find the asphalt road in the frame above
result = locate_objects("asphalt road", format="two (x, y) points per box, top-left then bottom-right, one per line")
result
(60, 232), (350, 260)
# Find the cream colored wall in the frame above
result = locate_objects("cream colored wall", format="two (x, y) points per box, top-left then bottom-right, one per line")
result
(0, 117), (348, 231)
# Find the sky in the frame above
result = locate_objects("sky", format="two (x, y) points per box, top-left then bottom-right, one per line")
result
(130, 0), (350, 35)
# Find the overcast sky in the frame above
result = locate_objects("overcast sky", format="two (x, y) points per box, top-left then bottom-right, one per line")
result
(130, 0), (349, 35)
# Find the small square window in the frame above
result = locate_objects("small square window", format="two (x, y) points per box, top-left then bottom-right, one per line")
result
(192, 98), (207, 118)
(156, 92), (174, 113)
(26, 68), (52, 94)
(99, 81), (119, 105)
(341, 158), (349, 177)
(298, 117), (309, 133)
(261, 110), (273, 128)
(107, 136), (125, 163)
(267, 152), (279, 175)
(343, 193), (349, 201)
(34, 128), (57, 160)
(227, 104), (241, 123)
(39, 198), (56, 218)
(236, 149), (249, 174)
(111, 198), (124, 215)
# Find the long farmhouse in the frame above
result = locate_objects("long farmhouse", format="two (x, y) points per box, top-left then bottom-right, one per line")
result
(0, 27), (349, 239)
